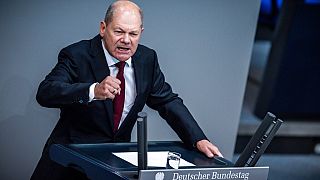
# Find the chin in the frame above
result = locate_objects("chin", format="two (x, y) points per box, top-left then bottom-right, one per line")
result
(116, 56), (130, 61)
(116, 54), (132, 61)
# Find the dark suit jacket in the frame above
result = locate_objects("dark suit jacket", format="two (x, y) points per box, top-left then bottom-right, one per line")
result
(32, 35), (207, 179)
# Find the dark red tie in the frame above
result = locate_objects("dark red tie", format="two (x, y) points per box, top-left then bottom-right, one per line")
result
(113, 61), (126, 132)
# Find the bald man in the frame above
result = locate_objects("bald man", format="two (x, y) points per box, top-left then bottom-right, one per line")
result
(31, 1), (222, 179)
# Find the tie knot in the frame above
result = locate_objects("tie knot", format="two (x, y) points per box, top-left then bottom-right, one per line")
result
(116, 61), (126, 70)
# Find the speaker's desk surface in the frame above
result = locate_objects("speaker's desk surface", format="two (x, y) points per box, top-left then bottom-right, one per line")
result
(49, 141), (234, 179)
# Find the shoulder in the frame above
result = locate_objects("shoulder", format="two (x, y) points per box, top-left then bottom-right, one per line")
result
(135, 44), (157, 58)
(58, 35), (100, 62)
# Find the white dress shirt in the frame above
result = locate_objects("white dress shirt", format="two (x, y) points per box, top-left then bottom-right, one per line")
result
(89, 41), (137, 129)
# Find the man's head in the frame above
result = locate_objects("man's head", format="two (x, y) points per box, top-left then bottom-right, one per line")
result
(100, 0), (144, 61)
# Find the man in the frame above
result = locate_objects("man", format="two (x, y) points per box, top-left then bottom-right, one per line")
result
(31, 1), (222, 179)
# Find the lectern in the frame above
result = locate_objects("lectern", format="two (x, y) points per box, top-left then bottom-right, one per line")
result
(49, 142), (269, 180)
(49, 112), (281, 179)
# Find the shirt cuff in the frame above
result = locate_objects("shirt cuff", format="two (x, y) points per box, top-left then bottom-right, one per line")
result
(89, 82), (98, 102)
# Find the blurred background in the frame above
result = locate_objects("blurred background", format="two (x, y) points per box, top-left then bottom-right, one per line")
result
(236, 0), (320, 179)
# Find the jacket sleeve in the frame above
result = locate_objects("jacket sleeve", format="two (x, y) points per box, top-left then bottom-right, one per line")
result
(146, 51), (208, 147)
(36, 48), (91, 108)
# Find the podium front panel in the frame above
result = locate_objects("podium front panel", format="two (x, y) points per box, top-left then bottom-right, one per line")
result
(49, 141), (234, 179)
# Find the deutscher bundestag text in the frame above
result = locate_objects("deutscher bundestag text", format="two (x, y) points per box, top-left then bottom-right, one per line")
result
(172, 171), (250, 180)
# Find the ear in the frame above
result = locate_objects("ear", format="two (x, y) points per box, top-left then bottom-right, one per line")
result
(99, 21), (106, 37)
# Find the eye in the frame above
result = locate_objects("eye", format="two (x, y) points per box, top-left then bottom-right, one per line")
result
(130, 32), (138, 37)
(114, 30), (123, 35)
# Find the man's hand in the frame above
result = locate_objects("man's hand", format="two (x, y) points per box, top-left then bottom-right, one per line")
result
(94, 76), (121, 100)
(196, 139), (223, 158)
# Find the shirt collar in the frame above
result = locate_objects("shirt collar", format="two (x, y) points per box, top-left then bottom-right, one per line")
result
(101, 40), (132, 67)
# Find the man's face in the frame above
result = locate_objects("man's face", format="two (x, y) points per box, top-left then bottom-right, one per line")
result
(100, 9), (143, 61)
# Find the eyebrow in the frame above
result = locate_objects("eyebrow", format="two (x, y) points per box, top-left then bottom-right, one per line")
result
(114, 26), (141, 33)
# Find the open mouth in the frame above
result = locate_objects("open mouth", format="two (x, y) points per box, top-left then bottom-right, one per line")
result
(117, 47), (130, 52)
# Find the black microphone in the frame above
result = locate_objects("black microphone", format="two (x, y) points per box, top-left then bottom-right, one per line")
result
(137, 112), (148, 171)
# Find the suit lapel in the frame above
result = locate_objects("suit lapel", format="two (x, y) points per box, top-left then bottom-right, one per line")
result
(89, 35), (110, 82)
(89, 35), (114, 127)
(132, 50), (143, 96)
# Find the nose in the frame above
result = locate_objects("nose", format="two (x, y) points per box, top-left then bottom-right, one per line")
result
(121, 33), (130, 44)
